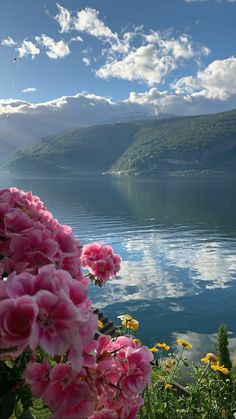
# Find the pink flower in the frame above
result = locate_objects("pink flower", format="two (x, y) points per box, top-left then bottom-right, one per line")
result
(4, 208), (34, 237)
(81, 340), (98, 368)
(81, 243), (121, 283)
(42, 364), (97, 418)
(119, 346), (153, 396)
(35, 265), (74, 297)
(89, 409), (119, 419)
(94, 335), (153, 417)
(0, 263), (98, 370)
(0, 295), (38, 351)
(5, 272), (36, 298)
(24, 359), (51, 397)
(104, 395), (143, 419)
(68, 301), (98, 371)
(30, 290), (78, 356)
(54, 228), (79, 255)
(0, 277), (9, 300)
(10, 230), (59, 272)
(0, 188), (85, 281)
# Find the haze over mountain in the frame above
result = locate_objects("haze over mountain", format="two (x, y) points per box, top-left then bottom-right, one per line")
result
(0, 94), (177, 159)
(5, 107), (236, 175)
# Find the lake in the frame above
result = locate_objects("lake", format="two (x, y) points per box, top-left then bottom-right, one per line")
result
(1, 172), (236, 363)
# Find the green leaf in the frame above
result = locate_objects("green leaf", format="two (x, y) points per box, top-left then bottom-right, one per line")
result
(0, 346), (18, 354)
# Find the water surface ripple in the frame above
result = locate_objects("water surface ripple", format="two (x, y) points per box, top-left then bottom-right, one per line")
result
(1, 173), (236, 357)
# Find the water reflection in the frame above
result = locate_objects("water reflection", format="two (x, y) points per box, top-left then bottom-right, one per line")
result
(172, 330), (236, 368)
(1, 172), (236, 354)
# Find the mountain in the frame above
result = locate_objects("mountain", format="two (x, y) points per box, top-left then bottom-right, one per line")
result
(0, 97), (167, 160)
(105, 112), (176, 124)
(4, 108), (236, 175)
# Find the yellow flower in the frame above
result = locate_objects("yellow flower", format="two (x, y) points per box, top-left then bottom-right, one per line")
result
(121, 318), (139, 331)
(165, 383), (173, 390)
(133, 338), (141, 346)
(156, 342), (171, 351)
(164, 359), (176, 370)
(117, 314), (133, 321)
(149, 347), (159, 353)
(201, 353), (217, 364)
(176, 339), (192, 349)
(118, 314), (139, 331)
(97, 320), (104, 329)
(211, 362), (229, 375)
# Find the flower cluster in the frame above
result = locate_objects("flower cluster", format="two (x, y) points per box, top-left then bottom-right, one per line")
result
(81, 242), (121, 284)
(0, 187), (84, 283)
(0, 187), (152, 419)
(118, 314), (140, 332)
(0, 265), (97, 370)
(90, 335), (153, 418)
(149, 342), (171, 353)
(156, 342), (171, 351)
(23, 335), (153, 419)
(24, 360), (98, 418)
(201, 353), (229, 375)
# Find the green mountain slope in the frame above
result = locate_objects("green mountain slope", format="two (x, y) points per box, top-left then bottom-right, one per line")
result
(5, 108), (236, 175)
(5, 123), (142, 173)
(112, 109), (236, 174)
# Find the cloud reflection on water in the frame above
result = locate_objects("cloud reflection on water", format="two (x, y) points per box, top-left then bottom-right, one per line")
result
(90, 230), (236, 308)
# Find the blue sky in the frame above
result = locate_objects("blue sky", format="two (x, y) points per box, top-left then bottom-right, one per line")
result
(0, 0), (236, 145)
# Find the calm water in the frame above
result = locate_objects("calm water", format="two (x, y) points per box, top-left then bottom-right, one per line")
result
(1, 172), (236, 362)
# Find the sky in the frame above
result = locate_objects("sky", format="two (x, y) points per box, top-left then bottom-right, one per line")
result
(0, 0), (236, 146)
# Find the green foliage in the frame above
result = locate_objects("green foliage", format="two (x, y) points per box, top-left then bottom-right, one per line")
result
(4, 108), (236, 175)
(139, 355), (236, 419)
(217, 324), (232, 371)
(4, 123), (141, 174)
(113, 109), (236, 174)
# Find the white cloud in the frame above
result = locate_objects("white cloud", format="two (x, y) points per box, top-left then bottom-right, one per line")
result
(160, 35), (210, 59)
(82, 57), (90, 66)
(70, 36), (83, 43)
(73, 7), (118, 41)
(54, 6), (210, 83)
(82, 48), (91, 66)
(1, 36), (17, 46)
(55, 3), (71, 33)
(35, 34), (70, 59)
(127, 88), (181, 110)
(173, 56), (236, 100)
(88, 19), (210, 85)
(17, 40), (40, 59)
(54, 4), (118, 42)
(22, 87), (37, 93)
(0, 99), (30, 114)
(97, 32), (210, 85)
(143, 31), (210, 59)
(97, 44), (177, 85)
(127, 85), (236, 116)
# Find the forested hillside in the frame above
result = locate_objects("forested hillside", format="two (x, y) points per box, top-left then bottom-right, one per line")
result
(5, 108), (236, 175)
